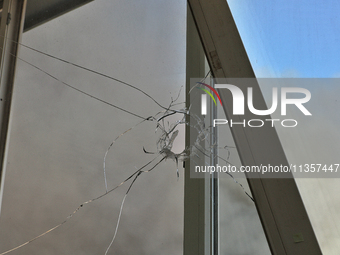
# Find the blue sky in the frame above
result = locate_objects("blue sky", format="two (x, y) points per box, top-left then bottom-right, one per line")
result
(225, 2), (340, 253)
(228, 0), (340, 77)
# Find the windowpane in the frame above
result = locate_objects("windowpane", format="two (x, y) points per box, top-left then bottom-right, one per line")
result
(218, 115), (271, 255)
(0, 1), (186, 254)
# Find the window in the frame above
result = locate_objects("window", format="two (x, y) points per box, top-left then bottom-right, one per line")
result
(0, 1), (186, 254)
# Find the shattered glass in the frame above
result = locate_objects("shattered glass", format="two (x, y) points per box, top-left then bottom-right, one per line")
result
(0, 1), (187, 254)
(0, 1), (276, 254)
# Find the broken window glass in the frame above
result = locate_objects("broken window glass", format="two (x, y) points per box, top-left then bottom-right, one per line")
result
(0, 1), (187, 254)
